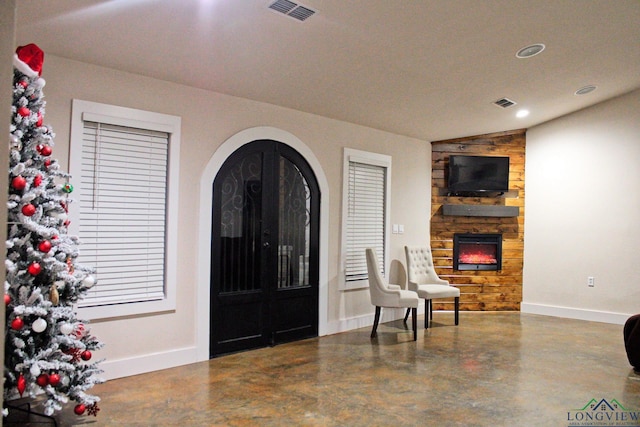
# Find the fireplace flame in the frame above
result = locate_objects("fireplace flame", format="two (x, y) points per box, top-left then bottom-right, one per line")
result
(459, 253), (497, 264)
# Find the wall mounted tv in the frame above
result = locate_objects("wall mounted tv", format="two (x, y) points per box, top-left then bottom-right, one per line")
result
(447, 155), (510, 194)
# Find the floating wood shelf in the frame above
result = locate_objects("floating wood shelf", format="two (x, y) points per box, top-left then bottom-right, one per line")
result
(442, 204), (519, 217)
(436, 188), (519, 198)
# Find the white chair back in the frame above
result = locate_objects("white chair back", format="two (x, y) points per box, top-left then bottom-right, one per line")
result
(366, 248), (388, 307)
(405, 245), (449, 286)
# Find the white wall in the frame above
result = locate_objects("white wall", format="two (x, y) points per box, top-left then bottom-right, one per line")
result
(38, 55), (431, 378)
(523, 89), (640, 324)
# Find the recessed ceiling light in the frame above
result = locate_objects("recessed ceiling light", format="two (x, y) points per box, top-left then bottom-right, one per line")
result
(516, 44), (545, 58)
(575, 85), (597, 95)
(516, 109), (529, 118)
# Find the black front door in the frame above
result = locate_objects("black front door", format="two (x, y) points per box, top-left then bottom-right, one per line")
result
(210, 140), (320, 357)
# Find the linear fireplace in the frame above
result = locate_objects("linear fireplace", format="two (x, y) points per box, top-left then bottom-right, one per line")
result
(453, 233), (502, 271)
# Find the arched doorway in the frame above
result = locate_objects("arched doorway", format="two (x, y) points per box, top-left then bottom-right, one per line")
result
(210, 140), (320, 357)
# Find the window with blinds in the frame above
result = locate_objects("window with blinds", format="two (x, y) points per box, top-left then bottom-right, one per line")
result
(340, 148), (391, 290)
(78, 122), (168, 306)
(69, 99), (180, 319)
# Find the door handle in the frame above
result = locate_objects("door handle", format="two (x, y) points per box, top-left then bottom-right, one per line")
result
(263, 242), (271, 249)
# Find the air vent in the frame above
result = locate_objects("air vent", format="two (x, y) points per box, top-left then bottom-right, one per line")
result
(288, 5), (315, 21)
(494, 98), (517, 108)
(268, 0), (316, 21)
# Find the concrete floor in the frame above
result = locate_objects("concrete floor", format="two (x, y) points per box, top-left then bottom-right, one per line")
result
(6, 312), (640, 426)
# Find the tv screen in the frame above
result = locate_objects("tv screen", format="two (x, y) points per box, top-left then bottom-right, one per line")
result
(448, 155), (510, 193)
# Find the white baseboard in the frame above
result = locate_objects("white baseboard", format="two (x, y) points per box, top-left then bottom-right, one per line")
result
(521, 302), (632, 325)
(100, 346), (198, 380)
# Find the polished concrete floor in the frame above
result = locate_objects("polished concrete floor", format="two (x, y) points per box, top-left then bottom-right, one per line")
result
(5, 312), (640, 426)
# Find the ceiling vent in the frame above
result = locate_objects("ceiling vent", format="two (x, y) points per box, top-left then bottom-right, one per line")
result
(493, 98), (517, 108)
(268, 0), (316, 21)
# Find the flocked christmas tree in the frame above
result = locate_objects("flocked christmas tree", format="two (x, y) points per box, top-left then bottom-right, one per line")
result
(4, 44), (103, 418)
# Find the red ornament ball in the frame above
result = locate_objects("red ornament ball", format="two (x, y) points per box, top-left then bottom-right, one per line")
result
(74, 404), (86, 416)
(48, 373), (60, 386)
(36, 373), (49, 387)
(18, 80), (28, 88)
(38, 240), (52, 252)
(11, 317), (24, 330)
(17, 106), (30, 117)
(28, 262), (42, 276)
(44, 158), (51, 168)
(11, 176), (27, 191)
(21, 204), (36, 216)
(34, 174), (43, 187)
(40, 145), (52, 156)
(4, 294), (10, 305)
(37, 112), (43, 127)
(81, 350), (92, 361)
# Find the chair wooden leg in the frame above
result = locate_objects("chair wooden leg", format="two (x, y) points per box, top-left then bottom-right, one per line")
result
(412, 307), (417, 341)
(403, 308), (411, 323)
(371, 306), (381, 338)
(430, 300), (433, 320)
(454, 297), (459, 325)
(425, 300), (430, 328)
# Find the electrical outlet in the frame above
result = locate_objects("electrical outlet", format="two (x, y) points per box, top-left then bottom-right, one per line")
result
(588, 276), (595, 287)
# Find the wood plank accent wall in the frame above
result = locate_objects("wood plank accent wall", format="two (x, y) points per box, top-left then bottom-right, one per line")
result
(431, 129), (525, 311)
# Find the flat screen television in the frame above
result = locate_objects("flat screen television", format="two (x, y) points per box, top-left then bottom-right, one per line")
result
(447, 155), (510, 194)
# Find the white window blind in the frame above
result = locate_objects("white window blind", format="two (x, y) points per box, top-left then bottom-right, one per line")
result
(341, 148), (390, 289)
(77, 121), (169, 306)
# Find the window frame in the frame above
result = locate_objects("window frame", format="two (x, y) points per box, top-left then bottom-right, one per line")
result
(339, 148), (391, 290)
(69, 99), (181, 320)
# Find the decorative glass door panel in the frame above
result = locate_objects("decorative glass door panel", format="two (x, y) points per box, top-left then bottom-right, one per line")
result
(278, 157), (311, 289)
(219, 152), (262, 293)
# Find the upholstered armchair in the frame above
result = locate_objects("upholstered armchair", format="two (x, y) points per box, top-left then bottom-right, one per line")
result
(404, 245), (460, 328)
(366, 248), (420, 341)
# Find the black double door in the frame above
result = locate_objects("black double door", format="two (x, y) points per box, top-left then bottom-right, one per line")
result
(210, 140), (320, 357)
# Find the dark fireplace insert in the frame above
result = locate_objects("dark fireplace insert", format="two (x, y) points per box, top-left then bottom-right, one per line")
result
(453, 233), (502, 271)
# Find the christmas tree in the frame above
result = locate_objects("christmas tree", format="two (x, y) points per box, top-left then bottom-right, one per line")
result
(4, 44), (104, 418)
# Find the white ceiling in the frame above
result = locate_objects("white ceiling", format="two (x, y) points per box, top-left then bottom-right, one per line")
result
(15, 0), (640, 141)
